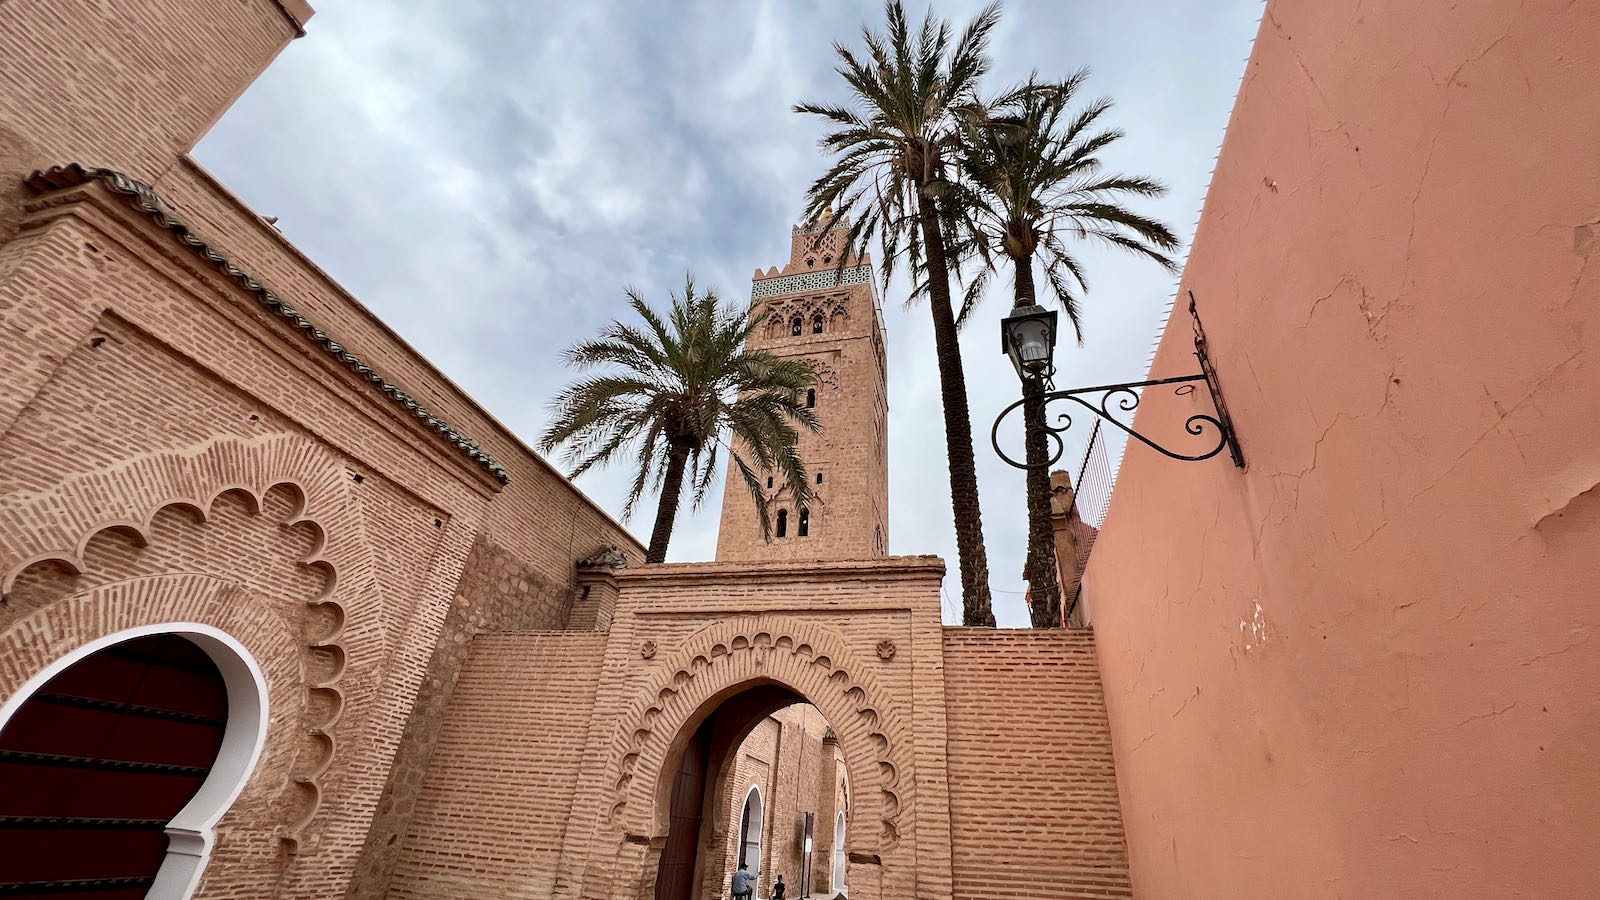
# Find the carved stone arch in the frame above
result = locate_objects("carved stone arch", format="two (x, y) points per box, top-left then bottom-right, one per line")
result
(607, 617), (909, 852)
(0, 432), (380, 851)
(806, 357), (841, 390)
(0, 574), (307, 889)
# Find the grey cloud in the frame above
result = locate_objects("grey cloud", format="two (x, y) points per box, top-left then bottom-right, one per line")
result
(197, 0), (1264, 626)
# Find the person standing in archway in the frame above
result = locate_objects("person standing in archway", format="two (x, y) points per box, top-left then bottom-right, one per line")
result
(772, 873), (786, 899)
(731, 862), (755, 900)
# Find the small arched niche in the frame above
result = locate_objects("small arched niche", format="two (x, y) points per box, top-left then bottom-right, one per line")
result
(0, 624), (269, 900)
(737, 784), (764, 876)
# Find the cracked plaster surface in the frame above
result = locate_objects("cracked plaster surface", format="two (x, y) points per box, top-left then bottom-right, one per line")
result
(1085, 1), (1600, 896)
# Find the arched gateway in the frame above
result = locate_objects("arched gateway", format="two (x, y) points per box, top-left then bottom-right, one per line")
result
(367, 207), (1132, 900)
(597, 613), (916, 900)
(529, 557), (952, 900)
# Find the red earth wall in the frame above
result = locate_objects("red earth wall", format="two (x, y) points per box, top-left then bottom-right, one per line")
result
(1085, 0), (1600, 896)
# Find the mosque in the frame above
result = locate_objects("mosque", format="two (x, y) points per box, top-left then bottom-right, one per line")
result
(0, 1), (1595, 899)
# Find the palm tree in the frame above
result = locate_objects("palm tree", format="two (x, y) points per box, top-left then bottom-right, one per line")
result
(954, 73), (1179, 627)
(539, 276), (819, 564)
(796, 0), (1001, 626)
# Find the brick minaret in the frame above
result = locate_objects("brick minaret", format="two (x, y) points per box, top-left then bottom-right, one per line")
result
(715, 211), (889, 561)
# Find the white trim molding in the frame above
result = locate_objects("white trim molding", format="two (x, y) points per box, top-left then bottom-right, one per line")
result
(0, 622), (270, 900)
(834, 809), (848, 892)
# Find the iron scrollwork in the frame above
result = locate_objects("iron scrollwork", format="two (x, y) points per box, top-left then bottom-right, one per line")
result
(991, 293), (1245, 470)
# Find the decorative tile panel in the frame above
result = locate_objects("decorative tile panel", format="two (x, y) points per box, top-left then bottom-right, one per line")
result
(751, 265), (872, 299)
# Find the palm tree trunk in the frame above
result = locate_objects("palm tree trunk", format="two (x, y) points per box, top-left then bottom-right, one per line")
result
(646, 439), (693, 564)
(916, 192), (995, 627)
(1011, 255), (1064, 627)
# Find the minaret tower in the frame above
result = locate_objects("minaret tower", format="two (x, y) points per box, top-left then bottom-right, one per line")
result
(715, 211), (889, 561)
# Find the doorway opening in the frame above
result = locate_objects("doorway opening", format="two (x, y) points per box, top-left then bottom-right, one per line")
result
(0, 625), (268, 900)
(737, 785), (763, 875)
(653, 683), (850, 900)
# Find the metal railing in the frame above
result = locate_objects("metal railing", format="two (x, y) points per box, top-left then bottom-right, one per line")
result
(1071, 418), (1114, 529)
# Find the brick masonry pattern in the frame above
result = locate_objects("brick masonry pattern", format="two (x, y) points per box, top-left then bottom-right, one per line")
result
(0, 5), (1133, 899)
(943, 629), (1133, 899)
(0, 3), (644, 896)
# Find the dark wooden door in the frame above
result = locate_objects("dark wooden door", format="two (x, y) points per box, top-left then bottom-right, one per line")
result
(654, 721), (711, 900)
(0, 634), (228, 899)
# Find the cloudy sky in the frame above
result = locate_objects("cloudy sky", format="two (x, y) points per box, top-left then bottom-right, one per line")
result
(196, 0), (1264, 626)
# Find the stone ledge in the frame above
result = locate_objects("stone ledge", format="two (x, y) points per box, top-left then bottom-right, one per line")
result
(271, 0), (315, 35)
(613, 554), (945, 585)
(22, 163), (511, 487)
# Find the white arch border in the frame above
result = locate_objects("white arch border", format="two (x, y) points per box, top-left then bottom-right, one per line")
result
(0, 622), (270, 900)
(738, 782), (765, 876)
(833, 810), (847, 892)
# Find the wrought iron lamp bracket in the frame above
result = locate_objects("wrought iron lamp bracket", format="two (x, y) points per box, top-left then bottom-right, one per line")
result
(991, 292), (1245, 471)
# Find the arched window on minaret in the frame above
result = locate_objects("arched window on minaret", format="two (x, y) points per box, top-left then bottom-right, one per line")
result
(806, 388), (816, 409)
(791, 316), (803, 336)
(776, 509), (788, 537)
(812, 314), (824, 334)
(798, 508), (810, 537)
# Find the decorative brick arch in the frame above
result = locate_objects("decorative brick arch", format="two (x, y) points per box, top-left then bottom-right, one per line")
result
(607, 617), (909, 852)
(0, 432), (378, 851)
(0, 574), (305, 893)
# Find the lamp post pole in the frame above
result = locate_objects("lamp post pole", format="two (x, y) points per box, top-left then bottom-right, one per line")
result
(1019, 373), (1063, 627)
(1001, 305), (1065, 628)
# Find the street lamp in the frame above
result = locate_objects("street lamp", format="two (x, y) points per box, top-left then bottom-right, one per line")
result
(990, 293), (1246, 470)
(1000, 304), (1058, 383)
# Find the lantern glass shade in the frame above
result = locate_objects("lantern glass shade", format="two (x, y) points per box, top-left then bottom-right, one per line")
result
(1000, 305), (1058, 382)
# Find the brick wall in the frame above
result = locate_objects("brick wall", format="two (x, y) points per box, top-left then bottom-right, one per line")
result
(0, 0), (299, 237)
(347, 536), (583, 897)
(557, 558), (952, 900)
(0, 168), (641, 898)
(0, 3), (644, 897)
(943, 629), (1131, 900)
(385, 633), (607, 899)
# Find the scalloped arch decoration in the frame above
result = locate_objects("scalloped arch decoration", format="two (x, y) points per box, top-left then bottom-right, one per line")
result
(608, 617), (908, 849)
(0, 574), (306, 863)
(0, 433), (372, 850)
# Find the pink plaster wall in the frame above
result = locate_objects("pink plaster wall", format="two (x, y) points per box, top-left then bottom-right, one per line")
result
(1083, 0), (1600, 897)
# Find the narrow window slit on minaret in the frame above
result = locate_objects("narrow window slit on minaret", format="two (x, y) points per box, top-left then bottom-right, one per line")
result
(798, 509), (810, 537)
(806, 388), (816, 408)
(776, 509), (788, 537)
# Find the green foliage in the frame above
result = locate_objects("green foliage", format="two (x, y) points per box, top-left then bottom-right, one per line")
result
(539, 276), (819, 542)
(794, 0), (1001, 297)
(951, 72), (1182, 335)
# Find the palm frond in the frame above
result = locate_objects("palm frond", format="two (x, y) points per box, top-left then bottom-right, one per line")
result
(950, 68), (1180, 341)
(539, 275), (818, 545)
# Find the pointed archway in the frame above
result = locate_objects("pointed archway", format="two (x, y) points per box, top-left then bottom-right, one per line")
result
(0, 624), (269, 899)
(569, 616), (914, 900)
